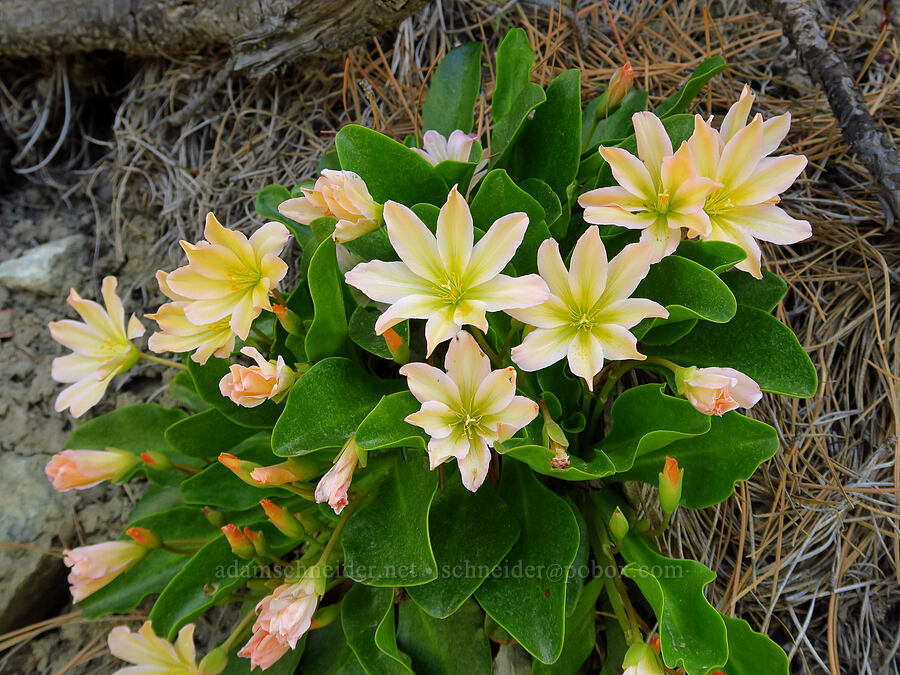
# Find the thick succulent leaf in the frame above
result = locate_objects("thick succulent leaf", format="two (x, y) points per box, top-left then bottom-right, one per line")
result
(397, 599), (492, 675)
(66, 403), (186, 454)
(719, 269), (788, 312)
(187, 357), (282, 428)
(342, 584), (413, 675)
(581, 88), (649, 154)
(355, 392), (428, 452)
(303, 619), (366, 675)
(168, 370), (211, 412)
(720, 614), (789, 675)
(653, 56), (727, 118)
(348, 306), (409, 361)
(164, 408), (257, 458)
(491, 29), (546, 162)
(564, 499), (590, 617)
(533, 577), (603, 675)
(422, 42), (483, 136)
(496, 438), (615, 481)
(675, 239), (746, 274)
(306, 237), (350, 362)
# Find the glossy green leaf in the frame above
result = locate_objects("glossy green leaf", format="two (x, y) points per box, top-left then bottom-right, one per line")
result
(336, 125), (448, 206)
(645, 305), (818, 397)
(720, 614), (789, 675)
(126, 485), (185, 522)
(272, 278), (313, 363)
(533, 577), (603, 675)
(349, 306), (409, 361)
(423, 42), (483, 135)
(617, 412), (778, 508)
(273, 358), (399, 456)
(581, 88), (649, 153)
(434, 160), (476, 195)
(169, 370), (211, 412)
(303, 619), (364, 675)
(470, 169), (549, 275)
(255, 183), (316, 252)
(491, 29), (546, 161)
(397, 599), (492, 675)
(343, 455), (438, 586)
(355, 392), (427, 452)
(407, 471), (520, 618)
(343, 226), (397, 263)
(306, 237), (350, 362)
(475, 460), (580, 664)
(187, 357), (282, 428)
(640, 319), (698, 346)
(164, 408), (258, 458)
(66, 403), (186, 454)
(675, 239), (746, 273)
(520, 178), (562, 227)
(636, 255), (736, 325)
(720, 269), (788, 312)
(654, 56), (727, 118)
(564, 500), (589, 617)
(496, 438), (615, 481)
(342, 584), (412, 675)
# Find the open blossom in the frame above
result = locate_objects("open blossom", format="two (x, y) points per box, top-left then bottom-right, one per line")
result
(509, 228), (667, 390)
(412, 129), (477, 165)
(345, 187), (549, 355)
(108, 621), (205, 675)
(49, 276), (145, 418)
(675, 365), (762, 415)
(64, 540), (148, 602)
(164, 213), (290, 340)
(687, 85), (811, 278)
(401, 331), (539, 491)
(146, 270), (236, 365)
(579, 111), (719, 261)
(278, 170), (382, 244)
(219, 347), (295, 408)
(45, 449), (138, 491)
(314, 438), (359, 514)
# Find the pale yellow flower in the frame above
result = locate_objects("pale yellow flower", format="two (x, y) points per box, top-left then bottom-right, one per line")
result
(164, 213), (290, 340)
(64, 540), (147, 601)
(579, 111), (719, 261)
(108, 621), (205, 675)
(345, 187), (549, 356)
(687, 85), (811, 278)
(622, 643), (665, 675)
(146, 270), (236, 365)
(509, 228), (667, 390)
(401, 331), (539, 491)
(48, 276), (145, 418)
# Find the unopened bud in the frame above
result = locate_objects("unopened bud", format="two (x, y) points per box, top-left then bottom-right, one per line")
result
(140, 451), (173, 471)
(607, 62), (634, 110)
(658, 456), (683, 514)
(383, 328), (410, 365)
(609, 507), (629, 544)
(272, 303), (305, 336)
(250, 457), (324, 486)
(222, 524), (254, 559)
(649, 634), (661, 652)
(198, 645), (228, 675)
(623, 643), (664, 675)
(542, 419), (570, 470)
(309, 602), (341, 630)
(219, 452), (262, 485)
(203, 507), (225, 527)
(260, 499), (307, 539)
(125, 526), (161, 549)
(243, 527), (272, 558)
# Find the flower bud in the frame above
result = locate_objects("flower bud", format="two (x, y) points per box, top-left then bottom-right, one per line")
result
(542, 419), (570, 470)
(315, 438), (360, 515)
(609, 507), (629, 544)
(125, 527), (161, 549)
(271, 302), (305, 336)
(658, 456), (683, 514)
(250, 457), (323, 486)
(622, 642), (665, 675)
(222, 524), (255, 560)
(674, 365), (762, 416)
(260, 499), (307, 539)
(63, 541), (148, 601)
(607, 62), (634, 110)
(45, 449), (139, 491)
(198, 645), (229, 675)
(243, 527), (272, 559)
(219, 347), (296, 408)
(383, 328), (410, 365)
(219, 453), (262, 485)
(140, 451), (173, 471)
(412, 130), (478, 165)
(204, 507), (225, 528)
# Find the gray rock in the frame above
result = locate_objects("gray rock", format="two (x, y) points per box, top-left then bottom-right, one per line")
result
(0, 234), (88, 295)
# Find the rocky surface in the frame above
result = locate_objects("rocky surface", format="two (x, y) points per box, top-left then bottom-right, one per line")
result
(0, 234), (88, 295)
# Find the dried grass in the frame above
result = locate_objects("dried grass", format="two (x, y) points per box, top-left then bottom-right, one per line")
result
(1, 0), (897, 672)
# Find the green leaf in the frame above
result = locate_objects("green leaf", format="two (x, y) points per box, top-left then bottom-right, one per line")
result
(720, 614), (789, 675)
(397, 599), (492, 675)
(491, 29), (546, 161)
(343, 226), (398, 263)
(336, 125), (448, 207)
(66, 403), (186, 454)
(342, 584), (413, 675)
(423, 42), (483, 135)
(503, 69), (581, 229)
(674, 239), (746, 274)
(654, 56), (727, 118)
(349, 306), (409, 361)
(255, 183), (315, 251)
(564, 500), (589, 617)
(220, 633), (304, 674)
(407, 470), (520, 618)
(496, 438), (615, 481)
(720, 269), (788, 312)
(640, 319), (698, 346)
(164, 408), (258, 458)
(533, 577), (603, 675)
(355, 392), (428, 452)
(644, 305), (818, 397)
(272, 358), (400, 456)
(342, 455), (438, 586)
(169, 370), (211, 412)
(520, 178), (562, 227)
(581, 88), (649, 153)
(126, 485), (185, 521)
(303, 619), (362, 675)
(470, 169), (549, 275)
(306, 237), (350, 362)
(475, 460), (580, 664)
(187, 358), (282, 428)
(434, 160), (476, 195)
(616, 412), (779, 508)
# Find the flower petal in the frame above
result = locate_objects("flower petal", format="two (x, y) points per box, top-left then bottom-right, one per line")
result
(535, 238), (574, 304)
(511, 325), (573, 372)
(249, 221), (291, 258)
(598, 146), (655, 200)
(638, 220), (682, 263)
(473, 367), (517, 415)
(593, 298), (668, 328)
(568, 226), (607, 309)
(567, 331), (605, 390)
(278, 196), (325, 225)
(578, 185), (647, 210)
(725, 205), (812, 245)
(717, 115), (763, 188)
(633, 111), (673, 179)
(383, 201), (443, 282)
(471, 274), (549, 312)
(505, 295), (569, 329)
(405, 400), (457, 439)
(445, 331), (492, 400)
(436, 187), (473, 278)
(466, 212), (529, 287)
(687, 115), (721, 179)
(594, 324), (644, 360)
(728, 155), (807, 206)
(598, 242), (654, 304)
(582, 206), (658, 231)
(762, 112), (791, 156)
(344, 260), (431, 303)
(488, 396), (540, 442)
(456, 437), (491, 492)
(399, 362), (461, 407)
(55, 376), (111, 418)
(719, 84), (754, 143)
(374, 294), (445, 334)
(424, 306), (463, 356)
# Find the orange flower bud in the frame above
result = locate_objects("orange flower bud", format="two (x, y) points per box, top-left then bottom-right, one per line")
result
(260, 499), (307, 539)
(658, 456), (684, 513)
(383, 328), (410, 365)
(125, 527), (161, 549)
(243, 527), (272, 558)
(222, 524), (254, 560)
(607, 62), (634, 109)
(219, 452), (262, 485)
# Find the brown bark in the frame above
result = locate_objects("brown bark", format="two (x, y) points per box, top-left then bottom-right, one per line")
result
(0, 0), (431, 77)
(751, 0), (900, 228)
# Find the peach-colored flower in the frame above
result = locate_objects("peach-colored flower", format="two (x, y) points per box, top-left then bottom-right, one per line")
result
(219, 347), (295, 408)
(278, 170), (382, 244)
(238, 628), (290, 671)
(45, 449), (139, 491)
(63, 541), (148, 602)
(412, 130), (477, 165)
(48, 276), (145, 418)
(314, 438), (359, 514)
(509, 229), (668, 390)
(579, 112), (720, 262)
(674, 365), (761, 416)
(164, 213), (290, 340)
(687, 85), (811, 278)
(107, 621), (205, 675)
(146, 270), (236, 365)
(401, 331), (539, 491)
(345, 187), (549, 356)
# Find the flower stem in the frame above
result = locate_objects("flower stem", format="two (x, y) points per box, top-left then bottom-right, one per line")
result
(139, 352), (186, 370)
(645, 356), (680, 372)
(318, 506), (353, 566)
(251, 323), (272, 346)
(171, 461), (201, 475)
(467, 328), (502, 366)
(221, 607), (258, 653)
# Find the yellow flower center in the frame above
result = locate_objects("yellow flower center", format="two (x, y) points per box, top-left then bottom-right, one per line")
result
(228, 266), (262, 292)
(456, 407), (485, 439)
(434, 274), (467, 305)
(704, 189), (734, 216)
(569, 306), (603, 333)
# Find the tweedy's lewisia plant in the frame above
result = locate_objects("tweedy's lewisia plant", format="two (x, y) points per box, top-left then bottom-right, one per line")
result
(43, 32), (815, 675)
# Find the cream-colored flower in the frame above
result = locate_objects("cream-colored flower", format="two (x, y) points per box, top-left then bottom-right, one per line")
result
(48, 276), (145, 418)
(687, 85), (811, 278)
(509, 228), (667, 390)
(219, 347), (295, 408)
(146, 270), (237, 365)
(108, 621), (205, 675)
(674, 365), (761, 415)
(579, 111), (719, 261)
(278, 169), (382, 244)
(45, 449), (139, 491)
(401, 331), (539, 491)
(412, 130), (477, 165)
(314, 438), (359, 514)
(164, 213), (290, 339)
(345, 187), (549, 356)
(64, 541), (147, 601)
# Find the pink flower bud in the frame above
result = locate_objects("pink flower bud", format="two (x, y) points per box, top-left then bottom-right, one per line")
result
(237, 630), (290, 671)
(45, 449), (139, 491)
(314, 440), (360, 515)
(674, 366), (762, 416)
(63, 541), (148, 601)
(219, 347), (295, 408)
